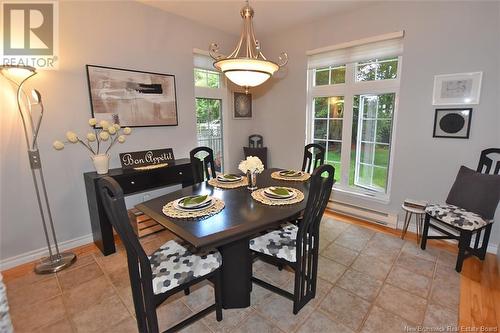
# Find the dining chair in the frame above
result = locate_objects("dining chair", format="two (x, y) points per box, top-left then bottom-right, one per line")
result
(248, 134), (264, 148)
(421, 148), (500, 272)
(301, 143), (325, 174)
(249, 164), (335, 314)
(98, 176), (223, 333)
(190, 146), (217, 183)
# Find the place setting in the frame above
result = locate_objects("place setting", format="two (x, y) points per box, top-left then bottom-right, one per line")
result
(162, 193), (225, 219)
(271, 169), (311, 182)
(208, 173), (248, 189)
(251, 185), (305, 206)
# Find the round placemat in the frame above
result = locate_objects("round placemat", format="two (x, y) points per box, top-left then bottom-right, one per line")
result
(208, 177), (248, 189)
(251, 187), (304, 206)
(162, 198), (225, 219)
(271, 171), (311, 182)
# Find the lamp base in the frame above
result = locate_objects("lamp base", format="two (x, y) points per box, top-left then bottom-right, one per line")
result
(34, 252), (77, 274)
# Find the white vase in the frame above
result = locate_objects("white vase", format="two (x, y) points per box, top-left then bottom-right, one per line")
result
(92, 154), (110, 175)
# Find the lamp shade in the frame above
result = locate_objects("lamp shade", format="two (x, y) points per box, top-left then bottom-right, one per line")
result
(213, 58), (279, 87)
(0, 65), (36, 84)
(209, 2), (287, 90)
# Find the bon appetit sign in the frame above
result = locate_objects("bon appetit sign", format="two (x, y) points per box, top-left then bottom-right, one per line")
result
(119, 149), (174, 169)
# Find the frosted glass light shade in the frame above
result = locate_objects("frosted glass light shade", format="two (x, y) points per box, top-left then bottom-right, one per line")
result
(214, 58), (279, 87)
(0, 65), (36, 83)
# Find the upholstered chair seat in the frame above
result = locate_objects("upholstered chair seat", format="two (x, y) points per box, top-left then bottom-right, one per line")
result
(250, 223), (298, 262)
(425, 204), (490, 231)
(150, 240), (222, 295)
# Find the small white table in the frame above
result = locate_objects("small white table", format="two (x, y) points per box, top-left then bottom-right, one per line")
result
(401, 203), (426, 243)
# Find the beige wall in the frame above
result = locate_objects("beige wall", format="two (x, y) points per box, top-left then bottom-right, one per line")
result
(251, 1), (500, 249)
(0, 1), (249, 264)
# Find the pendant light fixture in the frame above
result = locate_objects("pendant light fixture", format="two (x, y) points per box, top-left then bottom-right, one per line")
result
(209, 1), (288, 92)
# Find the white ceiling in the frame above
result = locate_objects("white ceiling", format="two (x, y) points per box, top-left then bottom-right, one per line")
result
(139, 1), (368, 37)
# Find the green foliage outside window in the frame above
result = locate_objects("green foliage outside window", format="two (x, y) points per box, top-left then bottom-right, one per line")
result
(194, 68), (220, 88)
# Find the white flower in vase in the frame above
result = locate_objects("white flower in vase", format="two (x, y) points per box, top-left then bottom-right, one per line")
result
(239, 156), (264, 174)
(86, 132), (96, 142)
(53, 140), (64, 150)
(99, 120), (110, 130)
(239, 156), (263, 191)
(53, 121), (132, 174)
(66, 131), (78, 143)
(99, 131), (110, 141)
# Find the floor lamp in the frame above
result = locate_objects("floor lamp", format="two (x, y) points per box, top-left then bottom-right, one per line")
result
(1, 65), (76, 274)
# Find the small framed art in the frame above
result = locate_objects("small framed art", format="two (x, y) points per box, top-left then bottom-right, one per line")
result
(233, 92), (252, 119)
(433, 108), (472, 139)
(432, 72), (482, 105)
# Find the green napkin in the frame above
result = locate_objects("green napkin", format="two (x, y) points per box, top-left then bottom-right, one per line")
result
(270, 187), (290, 196)
(180, 195), (208, 207)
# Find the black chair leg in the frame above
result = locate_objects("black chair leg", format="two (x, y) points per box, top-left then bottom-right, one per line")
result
(214, 270), (223, 322)
(479, 224), (492, 260)
(420, 214), (430, 250)
(277, 264), (284, 271)
(184, 288), (190, 296)
(456, 231), (472, 272)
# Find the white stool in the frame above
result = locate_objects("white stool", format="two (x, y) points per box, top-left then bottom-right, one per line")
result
(401, 203), (426, 244)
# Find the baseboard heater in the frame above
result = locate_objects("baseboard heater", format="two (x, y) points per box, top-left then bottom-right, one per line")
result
(327, 200), (398, 228)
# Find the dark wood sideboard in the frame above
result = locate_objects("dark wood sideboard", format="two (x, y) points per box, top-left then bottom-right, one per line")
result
(84, 158), (194, 255)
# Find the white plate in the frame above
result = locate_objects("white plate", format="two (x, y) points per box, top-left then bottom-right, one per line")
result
(173, 198), (215, 212)
(263, 187), (297, 200)
(177, 195), (212, 209)
(217, 174), (242, 183)
(278, 170), (303, 178)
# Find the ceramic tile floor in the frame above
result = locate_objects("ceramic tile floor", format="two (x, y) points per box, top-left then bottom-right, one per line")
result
(5, 218), (460, 332)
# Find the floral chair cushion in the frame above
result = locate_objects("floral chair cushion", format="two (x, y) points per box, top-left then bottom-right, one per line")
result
(250, 223), (298, 262)
(149, 240), (221, 295)
(425, 204), (491, 231)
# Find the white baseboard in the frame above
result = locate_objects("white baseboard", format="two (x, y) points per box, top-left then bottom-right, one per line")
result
(0, 233), (94, 271)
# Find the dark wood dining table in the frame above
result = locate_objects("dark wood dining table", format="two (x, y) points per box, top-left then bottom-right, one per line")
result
(135, 168), (310, 309)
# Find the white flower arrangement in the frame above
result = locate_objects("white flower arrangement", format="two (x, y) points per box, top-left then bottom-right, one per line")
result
(238, 156), (264, 174)
(53, 118), (132, 156)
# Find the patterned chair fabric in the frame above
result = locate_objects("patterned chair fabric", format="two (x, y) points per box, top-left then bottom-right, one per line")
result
(150, 240), (222, 295)
(425, 204), (490, 231)
(250, 223), (298, 262)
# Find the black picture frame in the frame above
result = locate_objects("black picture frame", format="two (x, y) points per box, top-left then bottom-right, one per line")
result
(233, 92), (252, 119)
(433, 108), (472, 139)
(86, 65), (179, 128)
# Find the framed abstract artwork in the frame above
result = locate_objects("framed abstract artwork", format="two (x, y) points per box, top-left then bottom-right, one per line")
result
(86, 65), (178, 127)
(233, 92), (252, 119)
(432, 72), (482, 105)
(433, 108), (472, 139)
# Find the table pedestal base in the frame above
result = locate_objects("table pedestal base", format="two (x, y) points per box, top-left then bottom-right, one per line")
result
(218, 238), (251, 309)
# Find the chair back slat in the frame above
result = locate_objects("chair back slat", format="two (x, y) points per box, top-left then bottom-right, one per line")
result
(477, 148), (500, 175)
(249, 134), (263, 148)
(301, 144), (325, 174)
(190, 146), (217, 183)
(98, 177), (158, 333)
(293, 164), (334, 312)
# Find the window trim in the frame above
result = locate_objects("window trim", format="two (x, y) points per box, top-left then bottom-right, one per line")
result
(306, 56), (402, 202)
(194, 65), (230, 172)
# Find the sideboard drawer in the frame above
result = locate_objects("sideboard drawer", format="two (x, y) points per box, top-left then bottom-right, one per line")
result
(114, 166), (190, 194)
